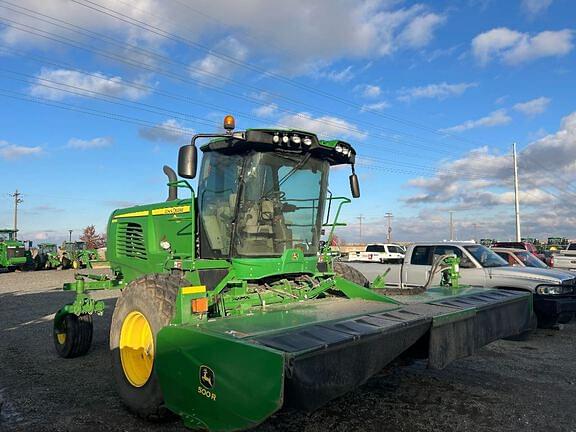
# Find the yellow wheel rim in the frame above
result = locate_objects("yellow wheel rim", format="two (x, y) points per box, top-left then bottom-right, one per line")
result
(56, 333), (66, 344)
(120, 311), (154, 387)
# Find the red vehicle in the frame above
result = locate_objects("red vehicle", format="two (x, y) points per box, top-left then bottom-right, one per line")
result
(492, 241), (540, 257)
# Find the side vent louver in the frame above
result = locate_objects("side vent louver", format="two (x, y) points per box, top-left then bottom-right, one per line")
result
(117, 222), (147, 260)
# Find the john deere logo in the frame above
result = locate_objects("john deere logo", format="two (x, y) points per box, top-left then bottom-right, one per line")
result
(292, 252), (299, 260)
(200, 365), (215, 389)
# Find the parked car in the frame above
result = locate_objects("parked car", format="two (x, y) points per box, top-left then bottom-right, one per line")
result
(492, 241), (540, 257)
(492, 247), (549, 269)
(378, 242), (576, 327)
(347, 243), (405, 263)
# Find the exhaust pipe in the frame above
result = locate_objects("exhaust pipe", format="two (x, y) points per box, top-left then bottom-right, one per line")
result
(163, 165), (178, 201)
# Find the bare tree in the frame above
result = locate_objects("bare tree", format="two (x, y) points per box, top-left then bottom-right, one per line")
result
(80, 225), (106, 249)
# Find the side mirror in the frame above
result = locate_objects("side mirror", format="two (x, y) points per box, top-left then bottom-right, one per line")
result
(178, 145), (197, 179)
(349, 173), (360, 198)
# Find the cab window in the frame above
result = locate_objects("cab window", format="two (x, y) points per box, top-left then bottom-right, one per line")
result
(410, 246), (433, 265)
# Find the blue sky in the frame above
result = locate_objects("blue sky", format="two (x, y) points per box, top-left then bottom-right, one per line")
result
(0, 0), (574, 244)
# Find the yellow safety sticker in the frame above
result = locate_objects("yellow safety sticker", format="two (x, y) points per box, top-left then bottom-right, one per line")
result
(113, 210), (149, 219)
(151, 205), (191, 216)
(181, 285), (206, 295)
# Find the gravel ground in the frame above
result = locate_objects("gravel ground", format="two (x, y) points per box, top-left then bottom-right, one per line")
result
(1, 269), (575, 432)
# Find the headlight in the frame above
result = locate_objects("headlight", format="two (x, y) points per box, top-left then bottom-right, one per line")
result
(302, 137), (312, 146)
(536, 285), (573, 295)
(282, 135), (290, 144)
(335, 144), (344, 153)
(291, 135), (301, 144)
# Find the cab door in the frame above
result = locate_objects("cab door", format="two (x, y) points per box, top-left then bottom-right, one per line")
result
(402, 246), (433, 287)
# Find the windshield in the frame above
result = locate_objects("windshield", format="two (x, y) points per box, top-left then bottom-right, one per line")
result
(464, 244), (508, 268)
(0, 231), (15, 242)
(234, 152), (328, 257)
(516, 250), (548, 268)
(198, 151), (329, 258)
(41, 244), (57, 254)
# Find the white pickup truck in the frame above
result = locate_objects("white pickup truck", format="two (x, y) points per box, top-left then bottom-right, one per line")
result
(347, 243), (405, 263)
(350, 242), (576, 328)
(551, 243), (576, 272)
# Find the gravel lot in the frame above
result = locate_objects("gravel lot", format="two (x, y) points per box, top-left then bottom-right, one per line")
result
(1, 269), (575, 432)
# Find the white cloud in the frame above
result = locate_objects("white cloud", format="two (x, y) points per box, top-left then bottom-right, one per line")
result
(67, 137), (113, 150)
(138, 119), (194, 144)
(397, 12), (446, 48)
(397, 82), (477, 102)
(30, 69), (151, 101)
(400, 111), (576, 237)
(521, 0), (553, 17)
(276, 112), (366, 140)
(253, 103), (278, 118)
(513, 97), (551, 116)
(360, 101), (391, 112)
(472, 27), (574, 65)
(0, 1), (447, 76)
(190, 36), (248, 84)
(441, 109), (511, 132)
(325, 66), (355, 83)
(0, 140), (42, 159)
(359, 84), (381, 98)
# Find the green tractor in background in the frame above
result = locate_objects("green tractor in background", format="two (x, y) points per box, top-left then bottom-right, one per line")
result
(0, 229), (28, 272)
(60, 241), (98, 269)
(34, 243), (61, 270)
(547, 236), (569, 251)
(53, 116), (533, 431)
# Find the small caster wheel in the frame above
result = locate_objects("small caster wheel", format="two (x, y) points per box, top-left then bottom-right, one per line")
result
(53, 314), (93, 358)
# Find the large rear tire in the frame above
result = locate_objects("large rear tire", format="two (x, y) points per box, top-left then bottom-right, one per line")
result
(110, 273), (185, 421)
(333, 262), (370, 287)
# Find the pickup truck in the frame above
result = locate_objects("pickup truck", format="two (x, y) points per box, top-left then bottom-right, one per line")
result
(347, 243), (405, 263)
(351, 242), (576, 327)
(550, 243), (576, 272)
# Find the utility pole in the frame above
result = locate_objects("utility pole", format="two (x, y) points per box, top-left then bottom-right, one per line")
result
(385, 212), (393, 243)
(449, 211), (454, 241)
(69, 230), (73, 242)
(512, 142), (521, 242)
(356, 215), (364, 244)
(9, 190), (23, 239)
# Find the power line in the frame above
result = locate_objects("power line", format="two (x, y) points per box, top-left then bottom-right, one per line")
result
(0, 0), (507, 157)
(66, 0), (505, 151)
(0, 16), (472, 160)
(0, 8), (485, 161)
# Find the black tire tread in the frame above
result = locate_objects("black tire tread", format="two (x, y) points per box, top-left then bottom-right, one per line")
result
(110, 272), (185, 422)
(54, 314), (93, 358)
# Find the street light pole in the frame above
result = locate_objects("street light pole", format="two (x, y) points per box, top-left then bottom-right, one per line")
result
(68, 230), (73, 242)
(513, 142), (522, 242)
(356, 215), (364, 244)
(385, 212), (393, 243)
(449, 211), (454, 241)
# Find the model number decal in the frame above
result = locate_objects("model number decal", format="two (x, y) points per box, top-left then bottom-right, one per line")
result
(197, 386), (217, 401)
